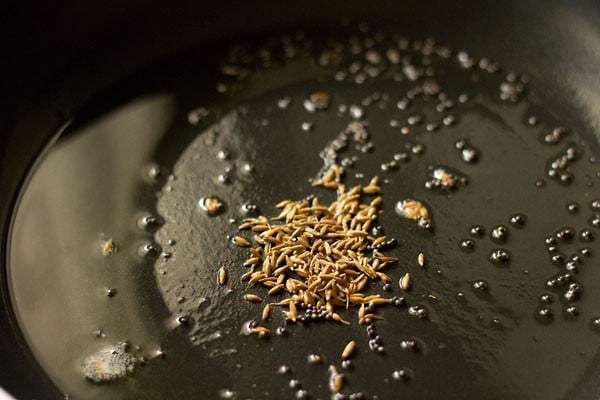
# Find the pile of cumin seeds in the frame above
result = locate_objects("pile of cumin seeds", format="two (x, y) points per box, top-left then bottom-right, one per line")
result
(237, 165), (398, 324)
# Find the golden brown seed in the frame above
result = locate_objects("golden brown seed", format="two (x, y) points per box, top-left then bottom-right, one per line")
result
(358, 304), (366, 318)
(238, 221), (254, 230)
(233, 236), (251, 247)
(202, 197), (224, 214)
(249, 247), (262, 257)
(288, 301), (298, 322)
(342, 340), (356, 359)
(370, 196), (382, 207)
(276, 199), (292, 208)
(248, 273), (265, 285)
(243, 257), (260, 266)
(372, 236), (385, 247)
(244, 294), (262, 303)
(400, 273), (411, 290)
(240, 270), (254, 281)
(251, 326), (270, 334)
(251, 224), (270, 232)
(362, 313), (384, 321)
(102, 239), (117, 256)
(218, 266), (227, 285)
(253, 235), (265, 245)
(376, 272), (391, 282)
(328, 365), (344, 393)
(418, 252), (425, 267)
(332, 313), (350, 325)
(333, 373), (344, 392)
(369, 297), (392, 306)
(262, 304), (271, 320)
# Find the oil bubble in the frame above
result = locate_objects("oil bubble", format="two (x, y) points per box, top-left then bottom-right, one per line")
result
(454, 139), (480, 163)
(138, 242), (160, 259)
(144, 164), (162, 182)
(469, 225), (485, 238)
(590, 317), (600, 332)
(217, 149), (231, 160)
(278, 364), (292, 374)
(540, 294), (553, 304)
(580, 228), (594, 242)
(137, 214), (164, 231)
(301, 121), (315, 132)
(564, 306), (579, 319)
(535, 308), (554, 324)
(566, 201), (579, 214)
(408, 305), (427, 318)
(392, 368), (413, 381)
(349, 105), (364, 120)
(240, 162), (254, 175)
(489, 248), (511, 265)
(187, 107), (209, 125)
(589, 214), (600, 229)
(397, 98), (411, 110)
(240, 203), (259, 215)
(277, 97), (292, 109)
(218, 389), (237, 399)
(509, 214), (526, 228)
(459, 239), (475, 252)
(490, 225), (509, 242)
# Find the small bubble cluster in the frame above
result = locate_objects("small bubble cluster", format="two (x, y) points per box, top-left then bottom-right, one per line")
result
(459, 239), (476, 252)
(509, 214), (526, 228)
(499, 73), (527, 103)
(540, 126), (569, 145)
(392, 369), (413, 381)
(366, 323), (385, 354)
(469, 225), (485, 238)
(454, 139), (480, 163)
(545, 142), (580, 185)
(489, 248), (511, 265)
(490, 225), (509, 243)
(408, 305), (427, 319)
(424, 166), (468, 192)
(400, 339), (419, 352)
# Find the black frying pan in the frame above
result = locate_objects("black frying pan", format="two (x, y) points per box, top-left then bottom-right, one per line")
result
(1, 1), (600, 399)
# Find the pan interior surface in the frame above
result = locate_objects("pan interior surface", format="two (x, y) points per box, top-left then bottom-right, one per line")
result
(5, 25), (600, 400)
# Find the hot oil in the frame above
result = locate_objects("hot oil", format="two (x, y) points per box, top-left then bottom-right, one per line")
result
(7, 28), (600, 400)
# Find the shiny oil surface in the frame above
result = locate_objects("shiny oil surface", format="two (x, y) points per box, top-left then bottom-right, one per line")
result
(7, 30), (600, 399)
